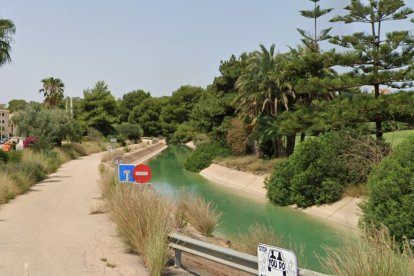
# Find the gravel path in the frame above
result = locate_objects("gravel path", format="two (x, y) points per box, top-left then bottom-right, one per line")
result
(0, 152), (149, 276)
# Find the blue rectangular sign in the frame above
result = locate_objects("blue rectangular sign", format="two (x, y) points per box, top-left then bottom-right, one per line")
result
(118, 164), (135, 182)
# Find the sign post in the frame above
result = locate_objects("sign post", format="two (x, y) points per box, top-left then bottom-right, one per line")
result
(258, 244), (298, 276)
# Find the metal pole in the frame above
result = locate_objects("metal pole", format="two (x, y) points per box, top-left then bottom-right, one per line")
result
(174, 249), (182, 268)
(70, 97), (73, 119)
(0, 113), (3, 140)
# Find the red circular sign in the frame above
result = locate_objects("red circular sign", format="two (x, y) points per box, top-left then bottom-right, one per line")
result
(132, 164), (152, 184)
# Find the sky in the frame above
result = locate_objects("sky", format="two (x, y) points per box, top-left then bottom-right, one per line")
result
(0, 0), (413, 104)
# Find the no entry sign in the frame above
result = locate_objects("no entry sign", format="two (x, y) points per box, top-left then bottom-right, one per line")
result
(132, 164), (152, 184)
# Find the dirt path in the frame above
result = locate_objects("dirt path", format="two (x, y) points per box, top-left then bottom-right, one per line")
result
(0, 152), (149, 276)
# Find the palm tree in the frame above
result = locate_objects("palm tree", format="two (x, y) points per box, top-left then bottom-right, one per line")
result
(0, 17), (16, 66)
(235, 44), (295, 118)
(235, 44), (296, 156)
(39, 77), (65, 108)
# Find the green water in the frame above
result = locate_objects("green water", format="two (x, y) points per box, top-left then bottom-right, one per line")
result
(147, 146), (342, 272)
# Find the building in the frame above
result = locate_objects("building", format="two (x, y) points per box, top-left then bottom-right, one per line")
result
(0, 109), (12, 139)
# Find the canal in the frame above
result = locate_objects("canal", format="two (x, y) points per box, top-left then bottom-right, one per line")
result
(147, 145), (342, 272)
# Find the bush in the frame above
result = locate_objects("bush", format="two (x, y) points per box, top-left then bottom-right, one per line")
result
(361, 135), (414, 243)
(266, 131), (390, 207)
(169, 123), (195, 144)
(13, 106), (73, 147)
(7, 151), (23, 163)
(226, 118), (249, 156)
(114, 122), (143, 143)
(23, 136), (37, 148)
(0, 150), (8, 163)
(184, 141), (231, 172)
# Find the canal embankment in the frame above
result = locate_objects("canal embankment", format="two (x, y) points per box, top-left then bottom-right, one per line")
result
(189, 143), (361, 230)
(106, 140), (168, 165)
(200, 162), (361, 229)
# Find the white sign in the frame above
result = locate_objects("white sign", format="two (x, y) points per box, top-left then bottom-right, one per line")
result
(110, 138), (117, 143)
(258, 244), (298, 276)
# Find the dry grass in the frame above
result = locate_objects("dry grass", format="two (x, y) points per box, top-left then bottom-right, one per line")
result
(344, 184), (367, 198)
(108, 187), (173, 275)
(0, 141), (106, 206)
(82, 141), (106, 155)
(98, 164), (117, 200)
(99, 167), (173, 275)
(322, 226), (414, 276)
(176, 189), (222, 237)
(0, 173), (18, 204)
(215, 155), (284, 175)
(232, 224), (282, 255)
(101, 151), (123, 162)
(98, 168), (223, 275)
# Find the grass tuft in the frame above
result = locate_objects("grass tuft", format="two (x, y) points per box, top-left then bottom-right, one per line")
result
(0, 174), (18, 204)
(321, 226), (414, 276)
(177, 189), (222, 237)
(232, 223), (282, 255)
(99, 168), (173, 276)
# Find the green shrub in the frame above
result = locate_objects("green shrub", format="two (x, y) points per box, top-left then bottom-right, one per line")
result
(266, 132), (349, 207)
(184, 141), (231, 172)
(0, 150), (9, 163)
(361, 135), (414, 243)
(7, 151), (23, 163)
(169, 123), (195, 144)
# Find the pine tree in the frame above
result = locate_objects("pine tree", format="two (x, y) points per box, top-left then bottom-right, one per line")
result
(297, 0), (333, 53)
(283, 0), (335, 143)
(330, 0), (414, 139)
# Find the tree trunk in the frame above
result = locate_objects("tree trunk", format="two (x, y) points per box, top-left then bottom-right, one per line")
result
(286, 134), (296, 156)
(374, 83), (383, 140)
(252, 140), (260, 157)
(300, 132), (306, 142)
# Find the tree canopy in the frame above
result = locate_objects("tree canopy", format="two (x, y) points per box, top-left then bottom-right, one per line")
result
(0, 16), (15, 67)
(78, 81), (118, 136)
(39, 77), (65, 108)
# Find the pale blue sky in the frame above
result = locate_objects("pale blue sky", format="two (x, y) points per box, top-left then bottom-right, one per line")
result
(0, 0), (413, 104)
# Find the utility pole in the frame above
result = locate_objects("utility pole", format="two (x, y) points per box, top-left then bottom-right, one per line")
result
(70, 97), (73, 119)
